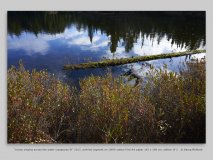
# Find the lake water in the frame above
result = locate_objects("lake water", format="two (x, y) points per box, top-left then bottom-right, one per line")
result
(7, 11), (206, 85)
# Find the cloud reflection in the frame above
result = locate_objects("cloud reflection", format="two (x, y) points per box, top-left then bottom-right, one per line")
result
(8, 25), (196, 58)
(8, 32), (49, 55)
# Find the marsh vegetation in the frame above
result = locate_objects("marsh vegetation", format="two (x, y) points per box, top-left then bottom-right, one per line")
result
(8, 59), (205, 143)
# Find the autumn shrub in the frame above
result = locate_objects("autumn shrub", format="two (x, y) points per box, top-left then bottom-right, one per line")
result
(77, 73), (156, 143)
(76, 59), (205, 143)
(8, 62), (75, 143)
(8, 59), (206, 143)
(143, 59), (206, 143)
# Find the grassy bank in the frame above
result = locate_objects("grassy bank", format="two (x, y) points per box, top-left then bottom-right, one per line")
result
(8, 59), (206, 143)
(63, 50), (206, 70)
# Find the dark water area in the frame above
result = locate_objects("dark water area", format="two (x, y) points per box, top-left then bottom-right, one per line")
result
(7, 11), (206, 85)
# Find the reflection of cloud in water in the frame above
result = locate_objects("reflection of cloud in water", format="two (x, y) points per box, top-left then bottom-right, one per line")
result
(8, 33), (49, 55)
(133, 36), (185, 55)
(69, 36), (91, 45)
(67, 31), (109, 52)
(8, 26), (110, 55)
(41, 26), (109, 51)
(105, 35), (190, 60)
(8, 25), (205, 70)
(8, 25), (195, 58)
(40, 26), (85, 40)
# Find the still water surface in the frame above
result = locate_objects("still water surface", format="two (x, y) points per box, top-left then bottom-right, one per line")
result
(8, 12), (206, 85)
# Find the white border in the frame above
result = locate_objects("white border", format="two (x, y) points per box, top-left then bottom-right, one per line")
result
(0, 0), (212, 159)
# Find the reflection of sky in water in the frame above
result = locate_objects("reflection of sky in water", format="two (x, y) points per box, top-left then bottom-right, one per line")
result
(124, 53), (206, 76)
(8, 25), (110, 57)
(8, 25), (202, 58)
(8, 25), (205, 84)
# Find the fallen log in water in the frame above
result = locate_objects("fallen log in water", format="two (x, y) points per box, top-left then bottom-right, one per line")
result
(63, 50), (206, 70)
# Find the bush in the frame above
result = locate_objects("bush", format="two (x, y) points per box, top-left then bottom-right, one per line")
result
(143, 60), (205, 142)
(76, 60), (205, 143)
(8, 62), (75, 143)
(8, 59), (206, 143)
(78, 73), (155, 143)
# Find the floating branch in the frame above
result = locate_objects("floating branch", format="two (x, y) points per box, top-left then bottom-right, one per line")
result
(63, 50), (206, 70)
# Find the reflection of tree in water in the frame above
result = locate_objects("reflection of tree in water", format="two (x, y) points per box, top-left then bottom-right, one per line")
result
(8, 11), (205, 53)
